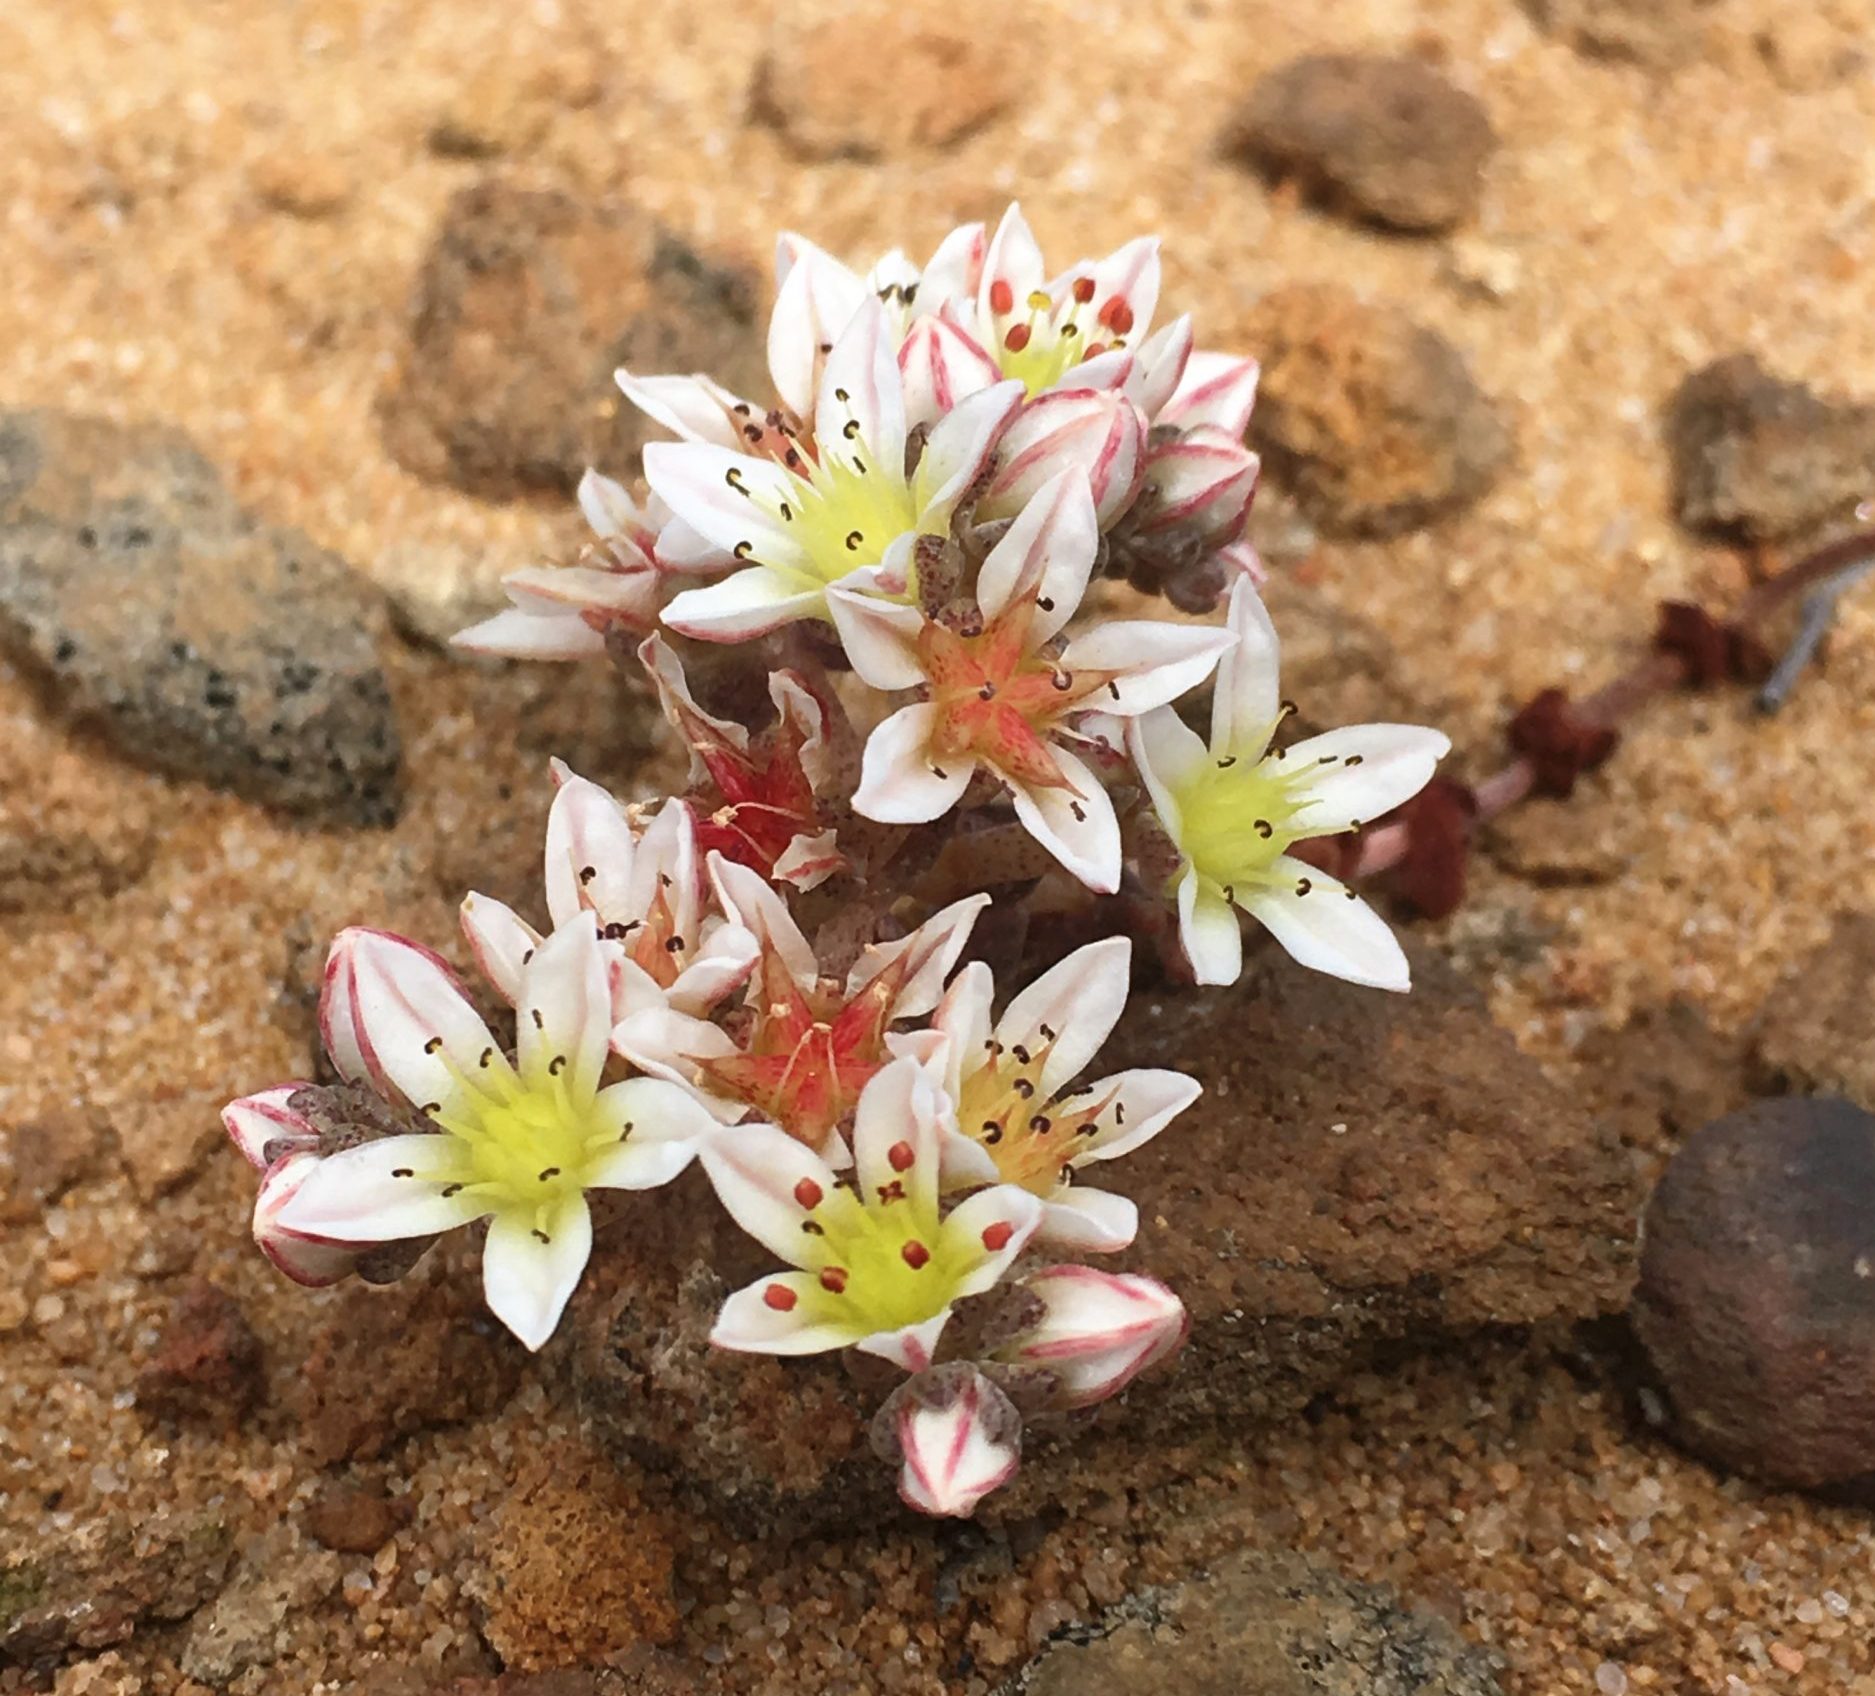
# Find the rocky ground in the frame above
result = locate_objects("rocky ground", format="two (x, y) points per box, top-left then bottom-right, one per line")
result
(3, 0), (1875, 1692)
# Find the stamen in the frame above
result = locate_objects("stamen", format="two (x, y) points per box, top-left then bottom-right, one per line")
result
(764, 1283), (797, 1311)
(819, 1267), (849, 1294)
(989, 279), (1014, 314)
(794, 1177), (824, 1209)
(888, 1141), (916, 1172)
(548, 1055), (567, 1076)
(1005, 324), (1032, 353)
(982, 1220), (1016, 1251)
(532, 1229), (552, 1244)
(391, 1167), (414, 1178)
(1295, 877), (1313, 896)
(901, 1240), (931, 1270)
(423, 1036), (443, 1055)
(538, 1166), (561, 1181)
(1072, 277), (1097, 304)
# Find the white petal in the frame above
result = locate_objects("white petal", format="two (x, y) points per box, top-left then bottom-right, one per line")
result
(1212, 574), (1281, 756)
(898, 314), (1001, 430)
(641, 442), (806, 569)
(1161, 349), (1261, 438)
(458, 893), (540, 1007)
(517, 918), (612, 1097)
(770, 829), (845, 892)
(975, 466), (1099, 640)
(768, 237), (869, 419)
(847, 892), (991, 1021)
(698, 1121), (841, 1267)
(712, 1273), (862, 1355)
(1036, 1185), (1138, 1253)
(276, 1134), (487, 1242)
(1061, 619), (1235, 716)
(859, 1312), (954, 1373)
(1128, 314), (1194, 418)
(931, 959), (994, 1100)
(940, 1185), (1046, 1303)
(1007, 748), (1122, 893)
(253, 1153), (362, 1287)
(825, 587), (926, 690)
(851, 1057), (946, 1220)
(667, 922), (759, 1014)
(451, 605), (608, 661)
(584, 1079), (710, 1189)
(1071, 1067), (1202, 1163)
(979, 203), (1046, 325)
(482, 1196), (593, 1352)
(917, 221), (988, 309)
(1286, 725), (1452, 834)
(852, 703), (974, 825)
(912, 379), (1024, 522)
(661, 568), (827, 641)
(614, 369), (746, 448)
(542, 766), (637, 930)
(334, 929), (502, 1112)
(1125, 707), (1209, 845)
(1242, 859), (1411, 992)
(1177, 871), (1243, 987)
(816, 297), (907, 486)
(998, 937), (1132, 1095)
(577, 467), (652, 539)
(1087, 234), (1162, 346)
(1004, 1265), (1188, 1408)
(223, 1084), (318, 1170)
(708, 853), (818, 990)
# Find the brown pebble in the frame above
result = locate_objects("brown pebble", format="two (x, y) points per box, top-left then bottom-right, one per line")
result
(304, 1480), (409, 1555)
(136, 1280), (265, 1423)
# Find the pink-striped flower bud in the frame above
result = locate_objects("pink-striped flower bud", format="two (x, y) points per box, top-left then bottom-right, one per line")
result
(876, 1364), (1023, 1518)
(1132, 427), (1260, 547)
(999, 1266), (1190, 1409)
(979, 388), (1147, 528)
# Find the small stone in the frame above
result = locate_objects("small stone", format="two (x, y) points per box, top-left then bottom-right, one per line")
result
(1020, 1545), (1503, 1695)
(136, 1282), (264, 1424)
(1242, 284), (1511, 536)
(1632, 1096), (1875, 1490)
(0, 1110), (110, 1224)
(0, 1510), (232, 1664)
(378, 179), (765, 500)
(0, 412), (401, 824)
(117, 1095), (225, 1200)
(1665, 354), (1875, 541)
(471, 1446), (679, 1671)
(247, 148), (353, 218)
(180, 1535), (342, 1686)
(1751, 913), (1875, 1108)
(303, 1482), (409, 1556)
(1229, 54), (1496, 233)
(1520, 0), (1720, 70)
(752, 1), (1014, 160)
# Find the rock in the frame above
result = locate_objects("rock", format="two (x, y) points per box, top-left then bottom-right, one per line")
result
(248, 148), (354, 218)
(117, 1094), (226, 1200)
(752, 1), (1014, 160)
(136, 1281), (265, 1424)
(292, 1262), (526, 1463)
(471, 1445), (679, 1671)
(1242, 285), (1510, 536)
(1017, 1545), (1503, 1695)
(0, 1510), (232, 1666)
(577, 945), (1640, 1520)
(0, 411), (401, 823)
(1228, 55), (1496, 234)
(1485, 800), (1633, 888)
(1632, 1096), (1875, 1491)
(1665, 355), (1875, 541)
(303, 1481), (409, 1556)
(0, 1109), (110, 1225)
(1751, 914), (1875, 1107)
(378, 180), (765, 500)
(1520, 0), (1719, 69)
(180, 1534), (342, 1686)
(428, 52), (600, 160)
(1576, 1000), (1751, 1163)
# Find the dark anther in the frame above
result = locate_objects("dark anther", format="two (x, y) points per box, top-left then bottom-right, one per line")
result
(579, 864), (597, 884)
(1012, 1043), (1032, 1064)
(845, 529), (864, 550)
(532, 1229), (551, 1244)
(392, 1167), (414, 1178)
(480, 1048), (494, 1067)
(1013, 1078), (1035, 1099)
(1254, 819), (1273, 838)
(733, 540), (753, 559)
(665, 935), (686, 952)
(423, 1036), (443, 1054)
(1038, 1022), (1057, 1041)
(539, 1166), (561, 1181)
(1038, 596), (1055, 611)
(842, 419), (861, 440)
(548, 1055), (568, 1075)
(531, 1008), (546, 1029)
(1295, 877), (1313, 896)
(1219, 755), (1237, 768)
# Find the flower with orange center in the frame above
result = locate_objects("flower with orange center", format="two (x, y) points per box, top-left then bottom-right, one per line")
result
(931, 938), (1199, 1252)
(616, 853), (986, 1157)
(829, 468), (1236, 893)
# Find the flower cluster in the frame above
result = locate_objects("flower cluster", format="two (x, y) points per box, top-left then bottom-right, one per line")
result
(227, 205), (1450, 1518)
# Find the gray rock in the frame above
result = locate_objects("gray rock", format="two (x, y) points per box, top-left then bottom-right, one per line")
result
(377, 178), (766, 499)
(0, 411), (400, 823)
(1230, 54), (1497, 234)
(1633, 1096), (1875, 1491)
(1014, 1546), (1502, 1696)
(180, 1535), (342, 1686)
(1665, 354), (1875, 541)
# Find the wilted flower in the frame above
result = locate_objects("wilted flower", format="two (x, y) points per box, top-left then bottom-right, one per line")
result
(831, 469), (1234, 891)
(702, 1058), (1043, 1369)
(932, 938), (1200, 1251)
(1128, 577), (1449, 990)
(255, 921), (716, 1349)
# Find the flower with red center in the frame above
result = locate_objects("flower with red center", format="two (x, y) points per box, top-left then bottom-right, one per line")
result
(637, 634), (844, 891)
(931, 938), (1200, 1252)
(701, 1058), (1043, 1370)
(619, 853), (987, 1155)
(828, 469), (1236, 892)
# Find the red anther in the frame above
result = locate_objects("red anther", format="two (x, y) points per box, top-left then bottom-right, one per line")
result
(1004, 323), (1033, 353)
(1507, 688), (1620, 799)
(901, 1240), (931, 1270)
(763, 1283), (798, 1312)
(888, 1140), (915, 1172)
(1654, 600), (1773, 688)
(988, 279), (1014, 315)
(818, 1266), (849, 1294)
(1100, 297), (1135, 335)
(1386, 777), (1479, 921)
(793, 1177), (824, 1209)
(1072, 276), (1097, 303)
(981, 1220), (1015, 1252)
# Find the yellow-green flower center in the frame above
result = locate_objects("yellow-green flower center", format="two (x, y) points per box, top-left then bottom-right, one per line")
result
(789, 1178), (969, 1334)
(955, 1039), (1104, 1196)
(428, 1060), (618, 1217)
(762, 449), (918, 596)
(1169, 748), (1317, 897)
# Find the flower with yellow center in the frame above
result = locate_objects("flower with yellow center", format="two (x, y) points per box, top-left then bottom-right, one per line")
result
(931, 938), (1200, 1252)
(1128, 577), (1451, 991)
(701, 1059), (1043, 1370)
(269, 920), (718, 1350)
(639, 298), (1022, 641)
